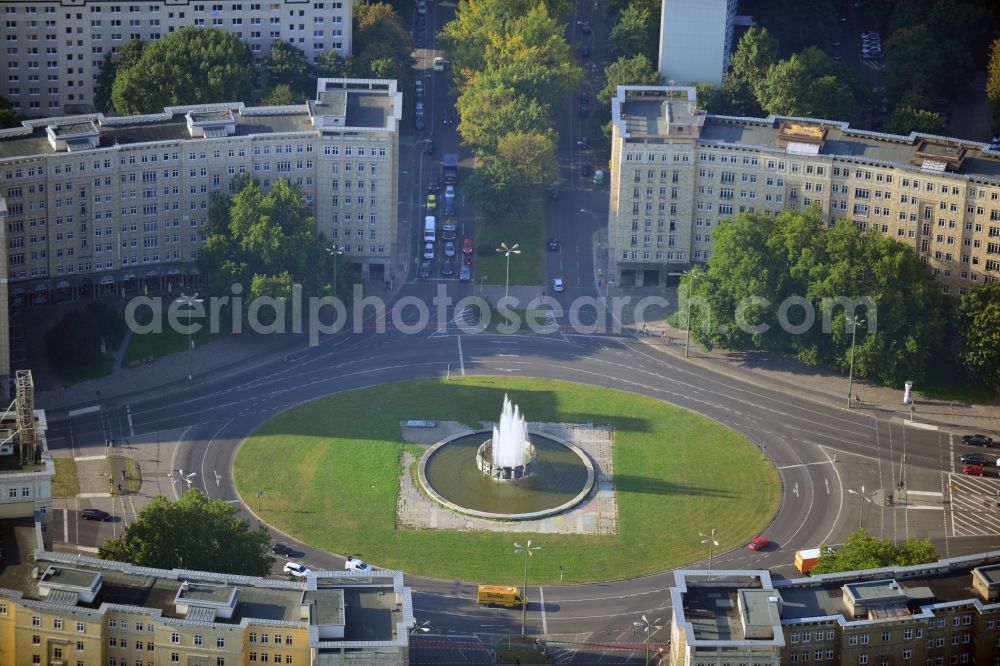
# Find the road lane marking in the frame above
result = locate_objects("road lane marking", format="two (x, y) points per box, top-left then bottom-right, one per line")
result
(68, 405), (100, 417)
(907, 490), (943, 497)
(540, 586), (547, 634)
(200, 419), (234, 500)
(62, 508), (68, 542)
(776, 461), (832, 470)
(73, 455), (106, 462)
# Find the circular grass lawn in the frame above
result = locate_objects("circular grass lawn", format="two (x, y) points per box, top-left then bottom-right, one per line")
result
(232, 377), (780, 583)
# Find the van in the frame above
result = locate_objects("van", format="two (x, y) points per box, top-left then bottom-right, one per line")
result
(477, 585), (525, 608)
(433, 57), (446, 72)
(424, 216), (436, 243)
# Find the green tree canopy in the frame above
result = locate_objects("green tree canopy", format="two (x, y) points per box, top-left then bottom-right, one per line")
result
(745, 0), (840, 55)
(352, 2), (414, 86)
(465, 132), (558, 217)
(264, 40), (313, 100)
(988, 38), (1000, 129)
(111, 28), (253, 114)
(439, 0), (544, 85)
(721, 27), (779, 116)
(957, 281), (1000, 393)
(598, 54), (664, 107)
(812, 529), (937, 575)
(98, 489), (274, 576)
(757, 47), (862, 121)
(455, 77), (550, 154)
(607, 2), (653, 60)
(882, 105), (945, 135)
(683, 208), (947, 385)
(94, 39), (145, 113)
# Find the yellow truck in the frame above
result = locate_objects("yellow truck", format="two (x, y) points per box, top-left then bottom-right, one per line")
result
(477, 585), (525, 608)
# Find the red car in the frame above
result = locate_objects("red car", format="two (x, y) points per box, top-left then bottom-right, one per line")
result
(747, 536), (769, 551)
(962, 465), (985, 476)
(462, 237), (473, 254)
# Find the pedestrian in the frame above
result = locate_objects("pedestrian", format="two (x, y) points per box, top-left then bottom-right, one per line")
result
(117, 482), (122, 493)
(122, 469), (126, 479)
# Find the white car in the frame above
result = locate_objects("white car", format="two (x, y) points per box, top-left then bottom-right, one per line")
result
(433, 57), (446, 72)
(345, 556), (373, 573)
(552, 277), (564, 293)
(423, 242), (435, 260)
(283, 562), (311, 578)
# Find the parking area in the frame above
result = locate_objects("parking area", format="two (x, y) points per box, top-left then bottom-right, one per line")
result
(948, 473), (1000, 537)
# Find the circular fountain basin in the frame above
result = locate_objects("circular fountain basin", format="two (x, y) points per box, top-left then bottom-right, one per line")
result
(418, 430), (595, 520)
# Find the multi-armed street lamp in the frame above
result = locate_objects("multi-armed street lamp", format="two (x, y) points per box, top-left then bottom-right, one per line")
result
(174, 293), (203, 380)
(497, 242), (521, 301)
(633, 614), (663, 666)
(699, 528), (720, 572)
(327, 245), (345, 297)
(846, 315), (865, 408)
(514, 539), (540, 637)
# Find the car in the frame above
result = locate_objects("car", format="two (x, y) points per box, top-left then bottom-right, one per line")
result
(459, 263), (472, 282)
(345, 556), (373, 573)
(283, 562), (311, 578)
(552, 277), (564, 292)
(548, 188), (560, 200)
(422, 139), (434, 155)
(415, 80), (424, 97)
(415, 33), (425, 48)
(462, 237), (473, 254)
(747, 536), (769, 551)
(433, 56), (446, 72)
(547, 237), (559, 251)
(272, 543), (292, 556)
(81, 508), (110, 521)
(578, 104), (589, 117)
(962, 465), (986, 476)
(426, 194), (437, 210)
(960, 453), (993, 466)
(444, 241), (456, 257)
(578, 91), (590, 104)
(416, 12), (426, 26)
(579, 21), (591, 34)
(443, 200), (455, 217)
(443, 109), (454, 126)
(963, 434), (994, 447)
(581, 163), (593, 177)
(580, 44), (591, 58)
(417, 260), (432, 279)
(423, 242), (435, 260)
(415, 115), (425, 131)
(861, 31), (879, 38)
(445, 184), (455, 199)
(428, 176), (440, 193)
(441, 259), (455, 277)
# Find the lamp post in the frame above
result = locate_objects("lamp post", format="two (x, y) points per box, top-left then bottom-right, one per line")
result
(514, 539), (540, 637)
(846, 315), (864, 408)
(633, 614), (663, 666)
(174, 293), (203, 380)
(848, 485), (871, 530)
(327, 245), (345, 298)
(168, 469), (197, 499)
(497, 242), (521, 302)
(684, 271), (700, 358)
(256, 489), (265, 512)
(699, 528), (719, 571)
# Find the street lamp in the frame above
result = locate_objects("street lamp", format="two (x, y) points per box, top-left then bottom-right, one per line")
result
(409, 618), (430, 637)
(683, 271), (700, 358)
(633, 614), (663, 666)
(168, 469), (197, 498)
(256, 489), (265, 511)
(514, 539), (540, 637)
(848, 485), (873, 530)
(846, 315), (865, 408)
(174, 293), (203, 380)
(699, 528), (719, 571)
(497, 242), (521, 302)
(327, 245), (345, 298)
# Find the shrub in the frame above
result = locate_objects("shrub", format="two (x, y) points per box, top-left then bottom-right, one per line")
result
(477, 244), (497, 257)
(45, 309), (103, 372)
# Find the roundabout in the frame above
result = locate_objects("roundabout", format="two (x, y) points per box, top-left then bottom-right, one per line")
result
(230, 376), (781, 582)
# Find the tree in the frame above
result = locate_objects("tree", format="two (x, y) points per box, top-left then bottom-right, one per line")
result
(722, 27), (779, 116)
(263, 40), (313, 99)
(465, 133), (557, 218)
(608, 3), (652, 60)
(352, 2), (414, 87)
(745, 0), (839, 55)
(598, 54), (664, 107)
(439, 0), (544, 86)
(0, 95), (21, 129)
(315, 51), (356, 79)
(94, 39), (145, 113)
(988, 38), (1000, 129)
(757, 47), (861, 121)
(44, 309), (104, 372)
(111, 27), (253, 114)
(811, 529), (937, 574)
(455, 78), (550, 154)
(98, 489), (274, 576)
(261, 84), (300, 106)
(957, 281), (1000, 393)
(882, 105), (944, 135)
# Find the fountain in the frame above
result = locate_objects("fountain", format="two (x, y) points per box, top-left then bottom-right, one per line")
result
(417, 395), (596, 520)
(476, 395), (537, 481)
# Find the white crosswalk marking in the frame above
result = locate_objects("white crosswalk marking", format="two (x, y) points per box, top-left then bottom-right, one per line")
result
(948, 474), (1000, 536)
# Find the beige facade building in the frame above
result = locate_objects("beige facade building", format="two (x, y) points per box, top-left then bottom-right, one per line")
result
(0, 0), (354, 116)
(608, 86), (1000, 295)
(669, 554), (1000, 666)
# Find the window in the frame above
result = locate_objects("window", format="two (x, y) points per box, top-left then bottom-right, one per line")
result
(859, 656), (869, 665)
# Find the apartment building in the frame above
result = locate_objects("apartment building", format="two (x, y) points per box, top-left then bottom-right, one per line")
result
(0, 0), (353, 116)
(0, 75), (399, 302)
(669, 553), (1000, 666)
(657, 0), (738, 86)
(0, 520), (415, 666)
(608, 86), (1000, 295)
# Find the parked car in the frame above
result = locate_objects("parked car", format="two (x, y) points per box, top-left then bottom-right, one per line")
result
(444, 241), (456, 257)
(445, 184), (455, 199)
(428, 176), (440, 193)
(415, 33), (425, 48)
(578, 103), (589, 117)
(422, 139), (434, 155)
(441, 259), (455, 277)
(415, 80), (424, 98)
(415, 115), (425, 131)
(552, 277), (564, 292)
(426, 194), (437, 210)
(423, 242), (435, 260)
(747, 536), (769, 551)
(548, 188), (560, 200)
(547, 237), (559, 251)
(345, 556), (373, 573)
(960, 453), (993, 466)
(443, 109), (455, 126)
(417, 260), (432, 279)
(459, 263), (472, 282)
(443, 199), (455, 217)
(963, 434), (994, 447)
(581, 163), (593, 177)
(578, 91), (590, 105)
(433, 56), (446, 72)
(81, 508), (110, 521)
(962, 465), (986, 476)
(580, 44), (591, 58)
(272, 543), (292, 556)
(283, 562), (311, 578)
(462, 237), (474, 254)
(579, 21), (592, 34)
